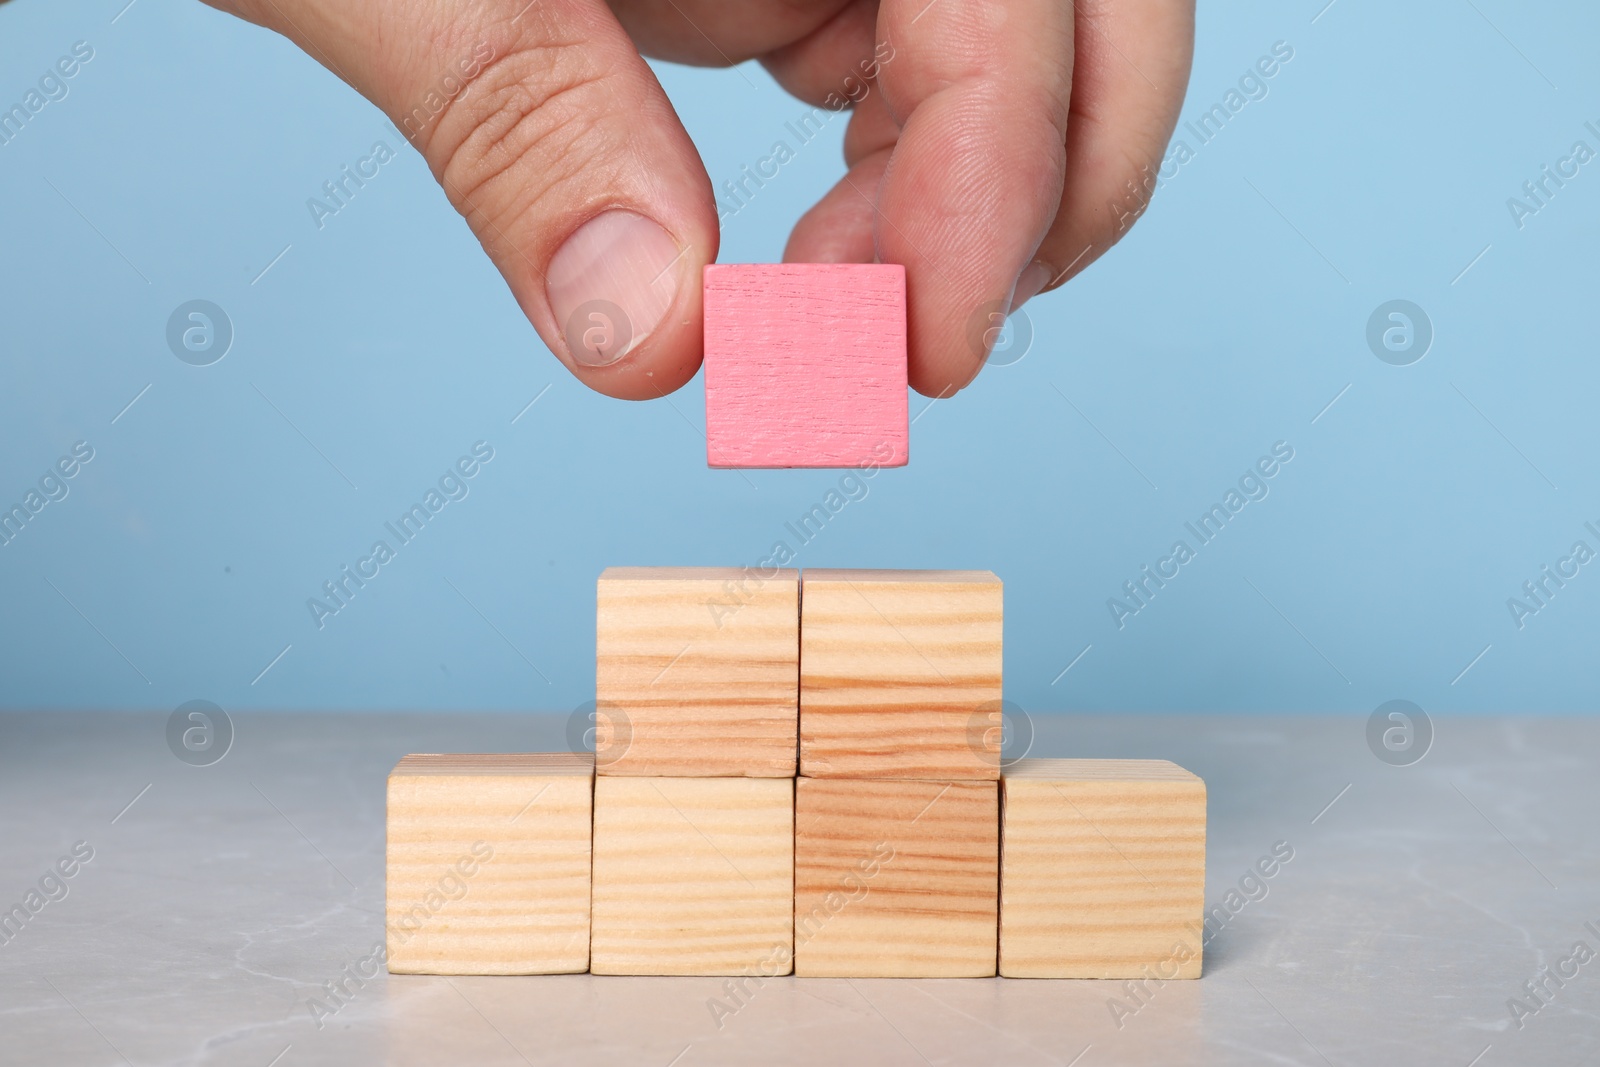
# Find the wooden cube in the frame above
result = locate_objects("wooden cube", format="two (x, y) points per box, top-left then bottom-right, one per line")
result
(591, 777), (794, 976)
(386, 753), (592, 975)
(793, 777), (998, 977)
(702, 264), (908, 469)
(999, 759), (1207, 979)
(596, 567), (799, 777)
(800, 569), (1002, 779)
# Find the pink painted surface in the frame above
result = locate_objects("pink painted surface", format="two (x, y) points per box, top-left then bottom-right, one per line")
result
(703, 264), (909, 469)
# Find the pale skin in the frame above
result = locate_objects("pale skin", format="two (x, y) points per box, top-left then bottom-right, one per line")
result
(205, 0), (1194, 399)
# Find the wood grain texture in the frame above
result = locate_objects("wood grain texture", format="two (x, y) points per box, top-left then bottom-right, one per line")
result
(702, 264), (908, 469)
(591, 777), (794, 976)
(386, 753), (592, 975)
(999, 759), (1206, 979)
(793, 778), (998, 977)
(596, 567), (798, 777)
(800, 569), (1001, 779)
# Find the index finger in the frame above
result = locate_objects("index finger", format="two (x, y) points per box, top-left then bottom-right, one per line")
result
(873, 0), (1074, 396)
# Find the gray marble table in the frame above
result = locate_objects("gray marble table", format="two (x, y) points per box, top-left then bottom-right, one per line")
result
(1, 711), (1595, 1066)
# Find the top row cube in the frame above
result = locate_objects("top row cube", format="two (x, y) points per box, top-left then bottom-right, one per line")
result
(595, 567), (1001, 779)
(703, 264), (909, 470)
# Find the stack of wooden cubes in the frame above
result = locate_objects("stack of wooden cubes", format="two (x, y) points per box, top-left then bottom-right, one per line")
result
(386, 567), (1207, 979)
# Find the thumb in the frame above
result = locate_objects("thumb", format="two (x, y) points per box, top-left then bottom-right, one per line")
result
(211, 0), (717, 399)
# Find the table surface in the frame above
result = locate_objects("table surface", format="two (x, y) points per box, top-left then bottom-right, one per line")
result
(2, 711), (1595, 1066)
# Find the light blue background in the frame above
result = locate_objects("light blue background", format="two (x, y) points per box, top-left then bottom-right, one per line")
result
(1, 0), (1595, 714)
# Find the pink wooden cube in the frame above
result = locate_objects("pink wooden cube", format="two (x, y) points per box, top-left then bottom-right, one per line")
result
(702, 264), (909, 469)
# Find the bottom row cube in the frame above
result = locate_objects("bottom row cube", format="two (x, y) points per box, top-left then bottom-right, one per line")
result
(590, 777), (794, 976)
(794, 778), (998, 977)
(386, 753), (594, 975)
(1000, 759), (1207, 978)
(386, 757), (1205, 979)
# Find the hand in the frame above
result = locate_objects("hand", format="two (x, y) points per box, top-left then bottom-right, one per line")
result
(206, 0), (1193, 399)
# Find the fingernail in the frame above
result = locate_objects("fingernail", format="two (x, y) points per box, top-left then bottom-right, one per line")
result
(1010, 261), (1053, 312)
(548, 210), (685, 367)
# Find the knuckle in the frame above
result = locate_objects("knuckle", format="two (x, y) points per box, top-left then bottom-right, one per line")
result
(426, 40), (622, 235)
